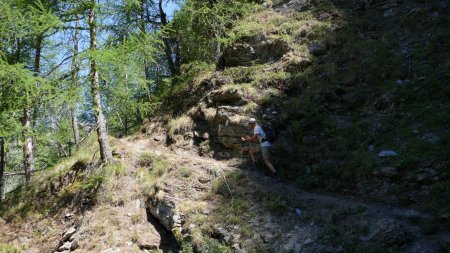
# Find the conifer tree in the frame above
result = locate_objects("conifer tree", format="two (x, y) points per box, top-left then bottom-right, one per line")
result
(70, 15), (81, 145)
(0, 137), (4, 207)
(88, 0), (112, 162)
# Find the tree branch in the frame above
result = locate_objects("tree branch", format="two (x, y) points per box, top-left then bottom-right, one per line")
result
(43, 55), (73, 78)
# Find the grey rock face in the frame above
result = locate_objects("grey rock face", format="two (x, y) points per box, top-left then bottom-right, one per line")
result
(62, 227), (76, 242)
(207, 89), (243, 106)
(218, 35), (290, 69)
(308, 42), (328, 55)
(100, 248), (121, 253)
(58, 241), (72, 251)
(148, 193), (182, 231)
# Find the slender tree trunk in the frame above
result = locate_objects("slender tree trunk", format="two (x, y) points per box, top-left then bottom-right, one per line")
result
(89, 1), (112, 163)
(71, 108), (80, 145)
(140, 0), (152, 100)
(124, 72), (129, 136)
(0, 137), (5, 206)
(215, 34), (222, 61)
(159, 0), (177, 76)
(175, 41), (180, 70)
(22, 108), (34, 183)
(71, 15), (80, 145)
(22, 34), (42, 183)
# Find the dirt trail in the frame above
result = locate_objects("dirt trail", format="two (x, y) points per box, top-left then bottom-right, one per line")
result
(119, 136), (449, 252)
(122, 136), (428, 224)
(2, 136), (446, 252)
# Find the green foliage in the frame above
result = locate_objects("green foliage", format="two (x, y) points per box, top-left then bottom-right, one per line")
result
(0, 243), (22, 253)
(178, 166), (192, 178)
(27, 0), (60, 34)
(0, 60), (51, 136)
(202, 237), (233, 253)
(135, 152), (172, 195)
(137, 152), (155, 167)
(171, 0), (258, 63)
(98, 32), (163, 136)
(180, 241), (194, 253)
(0, 137), (98, 220)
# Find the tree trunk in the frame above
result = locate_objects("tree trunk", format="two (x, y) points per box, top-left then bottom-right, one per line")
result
(0, 137), (5, 206)
(22, 107), (34, 183)
(89, 1), (112, 163)
(71, 15), (80, 145)
(140, 0), (152, 100)
(124, 72), (129, 136)
(159, 0), (177, 76)
(22, 34), (43, 183)
(71, 108), (80, 145)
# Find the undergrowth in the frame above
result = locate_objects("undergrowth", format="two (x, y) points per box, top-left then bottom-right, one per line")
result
(0, 243), (22, 253)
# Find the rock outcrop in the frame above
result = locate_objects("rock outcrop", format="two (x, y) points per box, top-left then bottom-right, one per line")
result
(217, 34), (290, 69)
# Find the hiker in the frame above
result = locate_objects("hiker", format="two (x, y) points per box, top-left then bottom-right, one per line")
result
(241, 118), (277, 174)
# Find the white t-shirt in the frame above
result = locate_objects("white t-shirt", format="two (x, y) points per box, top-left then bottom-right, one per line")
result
(254, 125), (272, 147)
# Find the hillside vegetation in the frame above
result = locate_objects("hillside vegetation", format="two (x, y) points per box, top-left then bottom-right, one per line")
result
(0, 0), (449, 252)
(159, 0), (450, 216)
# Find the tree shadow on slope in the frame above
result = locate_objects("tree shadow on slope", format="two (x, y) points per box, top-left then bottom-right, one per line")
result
(167, 1), (450, 250)
(202, 0), (450, 216)
(159, 2), (450, 249)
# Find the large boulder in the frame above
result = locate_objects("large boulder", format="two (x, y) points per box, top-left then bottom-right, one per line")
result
(217, 34), (290, 69)
(148, 190), (182, 231)
(212, 106), (249, 149)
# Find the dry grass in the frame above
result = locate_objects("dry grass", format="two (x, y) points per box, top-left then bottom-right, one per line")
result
(168, 115), (194, 140)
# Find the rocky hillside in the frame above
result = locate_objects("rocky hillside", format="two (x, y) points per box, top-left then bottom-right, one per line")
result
(3, 130), (449, 253)
(158, 0), (449, 219)
(1, 0), (449, 253)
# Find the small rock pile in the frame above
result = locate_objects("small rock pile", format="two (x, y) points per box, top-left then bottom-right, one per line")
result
(54, 214), (78, 253)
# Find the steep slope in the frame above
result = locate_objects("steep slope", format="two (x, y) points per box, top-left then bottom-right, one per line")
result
(1, 1), (449, 252)
(131, 131), (450, 253)
(0, 137), (177, 253)
(0, 131), (448, 252)
(158, 0), (449, 219)
(139, 0), (450, 251)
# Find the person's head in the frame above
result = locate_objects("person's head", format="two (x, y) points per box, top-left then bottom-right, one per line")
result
(248, 118), (257, 129)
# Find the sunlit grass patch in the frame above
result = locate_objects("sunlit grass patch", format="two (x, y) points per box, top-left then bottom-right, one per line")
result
(0, 243), (23, 253)
(135, 152), (172, 196)
(168, 115), (194, 140)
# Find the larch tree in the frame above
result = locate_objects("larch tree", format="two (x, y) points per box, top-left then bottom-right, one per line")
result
(158, 0), (178, 76)
(0, 137), (4, 207)
(70, 14), (81, 145)
(23, 0), (59, 182)
(88, 0), (112, 162)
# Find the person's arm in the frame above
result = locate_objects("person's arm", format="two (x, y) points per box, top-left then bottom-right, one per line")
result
(246, 126), (261, 142)
(245, 134), (259, 142)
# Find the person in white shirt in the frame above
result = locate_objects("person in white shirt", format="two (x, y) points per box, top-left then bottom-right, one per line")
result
(241, 118), (277, 174)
